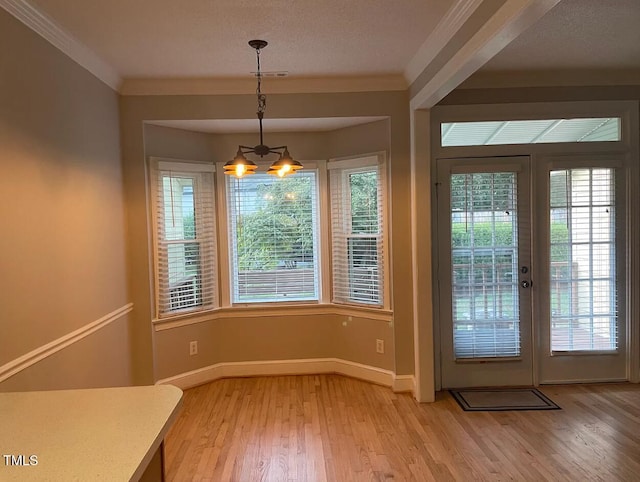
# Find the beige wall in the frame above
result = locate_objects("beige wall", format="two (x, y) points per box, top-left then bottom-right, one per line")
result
(154, 314), (394, 380)
(329, 119), (390, 157)
(208, 130), (331, 161)
(146, 122), (396, 380)
(0, 315), (133, 392)
(0, 9), (133, 391)
(121, 95), (413, 383)
(144, 124), (216, 161)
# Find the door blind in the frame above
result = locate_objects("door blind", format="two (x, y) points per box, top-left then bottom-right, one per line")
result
(450, 172), (521, 358)
(549, 168), (617, 351)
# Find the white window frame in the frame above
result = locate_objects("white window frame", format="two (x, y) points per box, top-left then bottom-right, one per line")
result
(150, 158), (218, 318)
(328, 152), (390, 309)
(215, 160), (328, 308)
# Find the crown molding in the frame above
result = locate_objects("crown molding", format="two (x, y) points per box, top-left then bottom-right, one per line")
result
(404, 0), (484, 85)
(0, 0), (121, 91)
(120, 74), (407, 96)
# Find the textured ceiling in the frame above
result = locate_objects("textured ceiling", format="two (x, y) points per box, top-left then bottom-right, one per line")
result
(28, 0), (450, 79)
(479, 0), (640, 72)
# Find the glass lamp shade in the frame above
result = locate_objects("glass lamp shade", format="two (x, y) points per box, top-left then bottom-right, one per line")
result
(267, 149), (303, 177)
(224, 149), (258, 178)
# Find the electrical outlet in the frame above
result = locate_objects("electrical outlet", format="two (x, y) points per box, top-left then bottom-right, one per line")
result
(376, 339), (384, 354)
(189, 341), (198, 356)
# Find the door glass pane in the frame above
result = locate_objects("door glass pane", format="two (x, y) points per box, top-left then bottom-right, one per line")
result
(549, 168), (617, 351)
(450, 172), (521, 358)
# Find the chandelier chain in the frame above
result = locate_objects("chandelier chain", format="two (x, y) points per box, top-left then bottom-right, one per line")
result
(256, 47), (266, 115)
(224, 40), (302, 177)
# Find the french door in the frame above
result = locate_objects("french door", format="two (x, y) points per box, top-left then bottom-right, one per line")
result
(438, 157), (533, 388)
(438, 156), (628, 388)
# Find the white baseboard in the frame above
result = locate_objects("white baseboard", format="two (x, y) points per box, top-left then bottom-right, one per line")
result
(156, 358), (415, 394)
(392, 374), (416, 393)
(0, 303), (133, 384)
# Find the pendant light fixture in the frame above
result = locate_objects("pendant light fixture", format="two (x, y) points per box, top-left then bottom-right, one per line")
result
(223, 40), (303, 178)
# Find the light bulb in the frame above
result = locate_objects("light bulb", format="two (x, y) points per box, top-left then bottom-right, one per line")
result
(278, 164), (291, 177)
(235, 163), (246, 178)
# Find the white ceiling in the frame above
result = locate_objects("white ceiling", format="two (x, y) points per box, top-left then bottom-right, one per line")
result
(26, 0), (450, 79)
(27, 0), (639, 81)
(479, 0), (640, 72)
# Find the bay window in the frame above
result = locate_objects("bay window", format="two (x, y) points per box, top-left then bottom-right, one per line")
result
(149, 154), (388, 319)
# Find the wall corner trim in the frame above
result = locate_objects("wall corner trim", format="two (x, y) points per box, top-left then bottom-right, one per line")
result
(0, 303), (134, 384)
(156, 358), (416, 396)
(0, 0), (121, 91)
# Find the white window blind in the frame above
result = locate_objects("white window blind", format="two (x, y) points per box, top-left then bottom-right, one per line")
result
(329, 157), (385, 306)
(227, 171), (319, 303)
(450, 172), (521, 358)
(549, 168), (618, 351)
(151, 161), (217, 316)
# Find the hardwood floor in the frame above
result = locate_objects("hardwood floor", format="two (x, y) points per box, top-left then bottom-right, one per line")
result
(164, 375), (640, 481)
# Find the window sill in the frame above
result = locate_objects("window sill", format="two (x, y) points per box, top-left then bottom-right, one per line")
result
(153, 303), (393, 331)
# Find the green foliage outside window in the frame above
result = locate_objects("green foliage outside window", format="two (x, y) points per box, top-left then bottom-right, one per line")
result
(237, 177), (314, 270)
(451, 221), (569, 259)
(349, 171), (378, 234)
(234, 170), (379, 271)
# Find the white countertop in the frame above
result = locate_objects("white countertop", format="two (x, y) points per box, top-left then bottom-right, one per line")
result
(0, 385), (183, 481)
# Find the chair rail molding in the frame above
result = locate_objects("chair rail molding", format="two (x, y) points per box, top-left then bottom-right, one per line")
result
(0, 303), (134, 384)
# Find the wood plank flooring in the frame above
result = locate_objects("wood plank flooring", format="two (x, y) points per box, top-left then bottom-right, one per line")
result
(164, 375), (640, 481)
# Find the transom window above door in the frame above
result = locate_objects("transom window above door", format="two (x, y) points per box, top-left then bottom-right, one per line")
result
(441, 118), (621, 147)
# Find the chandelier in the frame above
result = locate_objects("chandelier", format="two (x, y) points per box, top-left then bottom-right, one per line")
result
(223, 40), (303, 178)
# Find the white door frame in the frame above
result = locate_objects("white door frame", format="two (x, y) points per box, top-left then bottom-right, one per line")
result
(437, 156), (534, 388)
(427, 100), (639, 391)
